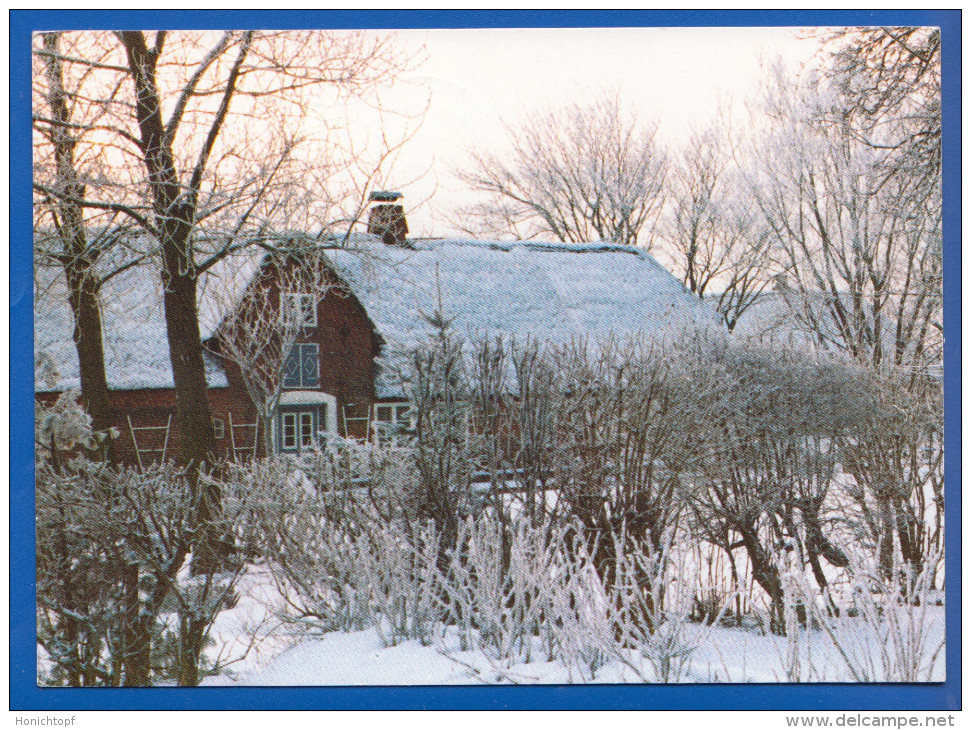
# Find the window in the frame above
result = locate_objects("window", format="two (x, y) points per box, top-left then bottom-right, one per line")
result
(278, 406), (325, 453)
(283, 343), (319, 389)
(213, 417), (225, 440)
(374, 403), (410, 425)
(372, 403), (412, 446)
(282, 291), (317, 328)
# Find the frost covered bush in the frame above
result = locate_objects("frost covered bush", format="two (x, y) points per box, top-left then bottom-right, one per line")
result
(93, 331), (939, 683)
(795, 558), (945, 682)
(367, 522), (442, 647)
(436, 516), (607, 672)
(253, 461), (618, 673)
(678, 339), (881, 633)
(401, 316), (478, 553)
(836, 369), (944, 588)
(319, 335), (934, 647)
(240, 454), (374, 632)
(36, 459), (130, 686)
(35, 391), (115, 467)
(36, 455), (261, 686)
(243, 444), (441, 644)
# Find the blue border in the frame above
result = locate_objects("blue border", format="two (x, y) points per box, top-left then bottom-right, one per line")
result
(10, 9), (961, 711)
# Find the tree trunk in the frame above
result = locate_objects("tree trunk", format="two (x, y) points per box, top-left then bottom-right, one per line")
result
(121, 563), (151, 686)
(738, 525), (786, 635)
(119, 31), (216, 478)
(177, 614), (207, 686)
(160, 269), (216, 473)
(118, 28), (219, 560)
(161, 268), (222, 572)
(895, 503), (925, 602)
(877, 498), (896, 584)
(64, 260), (113, 459)
(40, 32), (114, 460)
(726, 548), (743, 626)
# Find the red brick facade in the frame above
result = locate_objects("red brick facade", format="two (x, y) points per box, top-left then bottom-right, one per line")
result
(38, 259), (391, 467)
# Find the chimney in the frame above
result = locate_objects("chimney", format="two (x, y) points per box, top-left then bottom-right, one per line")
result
(367, 190), (409, 246)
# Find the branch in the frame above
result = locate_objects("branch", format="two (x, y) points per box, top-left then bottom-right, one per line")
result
(163, 31), (235, 149)
(33, 182), (157, 236)
(33, 47), (130, 74)
(196, 139), (295, 273)
(32, 115), (143, 149)
(186, 31), (254, 207)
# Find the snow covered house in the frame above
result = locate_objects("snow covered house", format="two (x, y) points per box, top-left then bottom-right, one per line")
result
(34, 201), (723, 466)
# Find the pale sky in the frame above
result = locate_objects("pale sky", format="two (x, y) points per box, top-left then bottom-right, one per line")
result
(374, 27), (823, 237)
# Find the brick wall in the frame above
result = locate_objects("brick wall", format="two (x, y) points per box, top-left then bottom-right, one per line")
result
(36, 258), (388, 465)
(215, 259), (383, 439)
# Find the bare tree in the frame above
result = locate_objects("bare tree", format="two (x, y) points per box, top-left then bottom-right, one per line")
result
(32, 30), (420, 575)
(32, 32), (148, 459)
(681, 338), (874, 633)
(662, 123), (773, 330)
(546, 338), (715, 632)
(741, 52), (942, 591)
(747, 62), (941, 377)
(454, 94), (667, 249)
(207, 243), (342, 455)
(34, 30), (419, 477)
(837, 370), (943, 586)
(817, 27), (941, 196)
(405, 312), (476, 556)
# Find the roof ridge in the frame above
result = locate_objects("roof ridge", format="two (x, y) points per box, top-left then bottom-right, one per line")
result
(409, 237), (648, 256)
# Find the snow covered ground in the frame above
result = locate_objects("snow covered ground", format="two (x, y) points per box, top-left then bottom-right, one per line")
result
(200, 567), (945, 686)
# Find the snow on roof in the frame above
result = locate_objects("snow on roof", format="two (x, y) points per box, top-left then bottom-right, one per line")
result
(197, 249), (268, 340)
(34, 255), (265, 393)
(322, 236), (725, 397)
(730, 292), (820, 347)
(34, 235), (724, 396)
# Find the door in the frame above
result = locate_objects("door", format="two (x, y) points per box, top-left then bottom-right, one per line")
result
(276, 404), (325, 454)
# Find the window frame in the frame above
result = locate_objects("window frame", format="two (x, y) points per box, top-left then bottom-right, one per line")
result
(371, 402), (413, 446)
(282, 342), (320, 390)
(278, 405), (325, 453)
(281, 411), (299, 450)
(282, 291), (317, 329)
